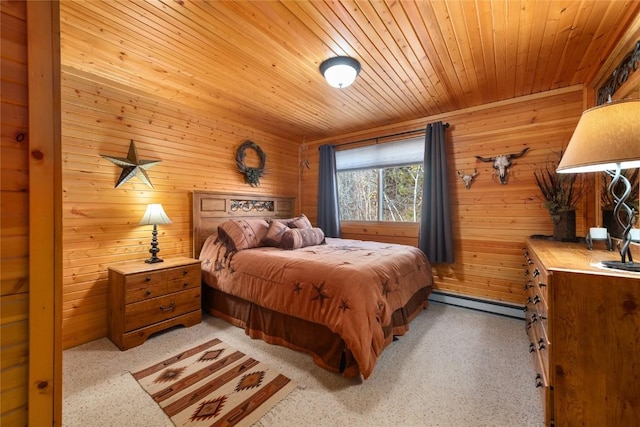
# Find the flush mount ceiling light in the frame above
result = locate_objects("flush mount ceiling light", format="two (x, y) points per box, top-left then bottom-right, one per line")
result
(319, 56), (361, 88)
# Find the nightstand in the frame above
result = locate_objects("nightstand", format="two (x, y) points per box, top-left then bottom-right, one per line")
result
(107, 257), (202, 350)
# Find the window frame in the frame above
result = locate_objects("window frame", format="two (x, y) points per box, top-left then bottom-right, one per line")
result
(336, 138), (425, 223)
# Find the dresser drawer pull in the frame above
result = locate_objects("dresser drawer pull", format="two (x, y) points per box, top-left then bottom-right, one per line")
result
(533, 269), (540, 277)
(183, 269), (189, 276)
(182, 282), (189, 288)
(538, 282), (547, 288)
(531, 313), (538, 323)
(529, 342), (536, 353)
(145, 276), (151, 282)
(535, 374), (543, 388)
(533, 295), (541, 305)
(159, 302), (175, 312)
(145, 290), (152, 296)
(526, 297), (532, 304)
(537, 338), (546, 351)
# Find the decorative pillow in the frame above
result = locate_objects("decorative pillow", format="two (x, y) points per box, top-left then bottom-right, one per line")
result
(262, 219), (290, 247)
(288, 213), (313, 229)
(217, 219), (268, 252)
(280, 227), (325, 250)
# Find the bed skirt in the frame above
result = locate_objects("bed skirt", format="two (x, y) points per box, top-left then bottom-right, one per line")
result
(202, 285), (432, 378)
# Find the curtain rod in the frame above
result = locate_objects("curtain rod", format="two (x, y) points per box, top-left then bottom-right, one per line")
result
(333, 122), (449, 148)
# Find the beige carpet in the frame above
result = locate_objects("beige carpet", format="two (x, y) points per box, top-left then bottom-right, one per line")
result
(63, 302), (544, 426)
(132, 338), (296, 426)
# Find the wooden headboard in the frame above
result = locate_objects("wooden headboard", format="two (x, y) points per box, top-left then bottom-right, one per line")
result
(192, 191), (295, 258)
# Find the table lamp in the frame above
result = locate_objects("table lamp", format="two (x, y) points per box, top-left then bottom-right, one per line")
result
(557, 99), (640, 272)
(139, 203), (172, 263)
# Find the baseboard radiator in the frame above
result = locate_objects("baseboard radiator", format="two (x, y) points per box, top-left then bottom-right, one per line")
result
(429, 290), (524, 319)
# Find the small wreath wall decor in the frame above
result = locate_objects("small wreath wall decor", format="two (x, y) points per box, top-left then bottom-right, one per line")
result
(236, 140), (266, 187)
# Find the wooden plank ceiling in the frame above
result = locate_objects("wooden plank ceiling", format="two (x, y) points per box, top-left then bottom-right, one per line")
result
(60, 0), (640, 142)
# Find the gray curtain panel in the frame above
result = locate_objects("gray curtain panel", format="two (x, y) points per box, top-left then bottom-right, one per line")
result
(419, 122), (454, 263)
(317, 144), (342, 237)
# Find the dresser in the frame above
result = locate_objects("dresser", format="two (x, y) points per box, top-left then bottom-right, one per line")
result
(523, 238), (640, 426)
(108, 257), (202, 350)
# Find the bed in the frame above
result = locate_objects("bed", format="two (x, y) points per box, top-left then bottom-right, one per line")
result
(193, 191), (433, 379)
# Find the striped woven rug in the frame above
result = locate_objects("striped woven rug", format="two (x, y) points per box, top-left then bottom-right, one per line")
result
(132, 338), (296, 426)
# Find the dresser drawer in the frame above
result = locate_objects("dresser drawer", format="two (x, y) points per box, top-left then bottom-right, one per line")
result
(124, 287), (201, 332)
(526, 282), (547, 323)
(531, 264), (549, 302)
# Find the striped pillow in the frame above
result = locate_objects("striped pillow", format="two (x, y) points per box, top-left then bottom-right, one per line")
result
(280, 227), (325, 250)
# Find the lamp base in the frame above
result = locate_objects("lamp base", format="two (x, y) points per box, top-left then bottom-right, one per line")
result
(601, 260), (640, 273)
(145, 257), (164, 264)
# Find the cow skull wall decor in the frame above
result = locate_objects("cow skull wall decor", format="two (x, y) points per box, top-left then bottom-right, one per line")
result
(457, 169), (478, 189)
(475, 147), (530, 184)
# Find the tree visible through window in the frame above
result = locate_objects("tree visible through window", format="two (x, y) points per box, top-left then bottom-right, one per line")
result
(337, 164), (424, 222)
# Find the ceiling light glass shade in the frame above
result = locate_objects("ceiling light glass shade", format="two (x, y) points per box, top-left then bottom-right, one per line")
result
(139, 203), (172, 225)
(319, 56), (361, 88)
(557, 99), (640, 173)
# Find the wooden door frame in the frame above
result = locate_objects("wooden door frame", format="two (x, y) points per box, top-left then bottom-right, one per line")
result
(27, 1), (62, 425)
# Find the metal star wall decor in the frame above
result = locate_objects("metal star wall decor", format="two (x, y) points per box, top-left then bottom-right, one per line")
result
(100, 140), (161, 188)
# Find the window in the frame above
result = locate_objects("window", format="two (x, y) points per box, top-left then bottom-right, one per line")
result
(336, 137), (424, 222)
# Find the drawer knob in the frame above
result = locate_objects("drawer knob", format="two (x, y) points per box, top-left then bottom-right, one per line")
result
(145, 290), (152, 296)
(538, 338), (546, 351)
(535, 374), (543, 388)
(538, 282), (547, 288)
(160, 302), (175, 312)
(533, 295), (541, 305)
(531, 313), (538, 323)
(529, 343), (535, 353)
(533, 269), (540, 277)
(183, 269), (189, 276)
(145, 276), (151, 282)
(182, 282), (189, 288)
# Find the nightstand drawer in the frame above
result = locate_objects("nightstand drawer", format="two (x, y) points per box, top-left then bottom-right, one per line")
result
(167, 264), (200, 293)
(124, 287), (201, 332)
(125, 271), (168, 304)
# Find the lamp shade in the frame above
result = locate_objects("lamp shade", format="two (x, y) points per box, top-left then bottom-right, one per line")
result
(139, 204), (172, 225)
(557, 99), (640, 173)
(319, 56), (361, 88)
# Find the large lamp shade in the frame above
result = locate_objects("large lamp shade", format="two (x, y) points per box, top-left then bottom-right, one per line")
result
(557, 99), (640, 272)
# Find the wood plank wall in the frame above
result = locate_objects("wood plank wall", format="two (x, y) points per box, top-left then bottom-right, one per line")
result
(301, 87), (586, 305)
(1, 1), (29, 425)
(59, 67), (299, 349)
(29, 0), (640, 355)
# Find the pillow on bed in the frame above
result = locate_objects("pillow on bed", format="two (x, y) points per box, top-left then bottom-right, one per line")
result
(288, 213), (313, 229)
(280, 227), (325, 250)
(262, 219), (290, 247)
(217, 219), (269, 251)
